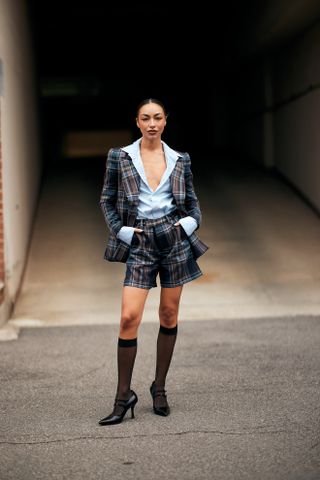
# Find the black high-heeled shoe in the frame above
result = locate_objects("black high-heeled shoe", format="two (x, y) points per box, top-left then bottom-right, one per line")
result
(150, 381), (170, 416)
(98, 390), (138, 426)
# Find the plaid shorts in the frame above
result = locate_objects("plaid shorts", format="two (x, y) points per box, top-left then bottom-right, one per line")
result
(124, 210), (203, 289)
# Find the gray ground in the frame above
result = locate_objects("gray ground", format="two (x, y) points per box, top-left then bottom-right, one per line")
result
(1, 316), (319, 480)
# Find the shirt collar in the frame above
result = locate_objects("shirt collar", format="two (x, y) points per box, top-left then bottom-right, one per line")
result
(121, 138), (181, 192)
(121, 138), (181, 164)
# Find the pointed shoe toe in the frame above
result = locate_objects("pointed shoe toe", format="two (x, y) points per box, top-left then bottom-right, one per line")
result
(153, 404), (170, 417)
(99, 390), (138, 426)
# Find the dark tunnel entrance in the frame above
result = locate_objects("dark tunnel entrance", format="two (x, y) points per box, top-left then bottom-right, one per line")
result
(27, 1), (247, 176)
(26, 0), (320, 189)
(4, 0), (320, 327)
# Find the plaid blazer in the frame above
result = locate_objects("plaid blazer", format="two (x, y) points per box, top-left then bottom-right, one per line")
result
(100, 147), (209, 263)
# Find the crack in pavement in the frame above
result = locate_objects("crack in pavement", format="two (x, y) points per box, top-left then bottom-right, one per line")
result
(0, 428), (289, 445)
(310, 440), (320, 449)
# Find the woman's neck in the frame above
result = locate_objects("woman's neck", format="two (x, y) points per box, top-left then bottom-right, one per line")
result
(140, 138), (162, 152)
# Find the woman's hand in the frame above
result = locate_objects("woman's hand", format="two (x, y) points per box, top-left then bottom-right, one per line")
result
(134, 228), (144, 233)
(174, 221), (180, 226)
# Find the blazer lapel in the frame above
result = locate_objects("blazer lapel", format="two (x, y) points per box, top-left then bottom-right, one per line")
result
(120, 139), (185, 206)
(170, 158), (185, 205)
(120, 157), (140, 204)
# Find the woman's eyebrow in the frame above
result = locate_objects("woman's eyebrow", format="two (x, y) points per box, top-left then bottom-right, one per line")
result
(141, 112), (163, 117)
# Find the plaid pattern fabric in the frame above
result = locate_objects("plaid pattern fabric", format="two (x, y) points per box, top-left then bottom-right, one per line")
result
(124, 211), (203, 289)
(100, 147), (209, 263)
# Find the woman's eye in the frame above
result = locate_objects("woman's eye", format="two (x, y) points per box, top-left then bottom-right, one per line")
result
(140, 116), (163, 121)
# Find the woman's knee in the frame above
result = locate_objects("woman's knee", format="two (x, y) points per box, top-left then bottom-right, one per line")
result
(159, 305), (178, 328)
(120, 311), (140, 334)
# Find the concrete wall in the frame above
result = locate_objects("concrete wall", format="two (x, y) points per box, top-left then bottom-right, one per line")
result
(273, 20), (320, 212)
(0, 0), (41, 324)
(228, 19), (320, 213)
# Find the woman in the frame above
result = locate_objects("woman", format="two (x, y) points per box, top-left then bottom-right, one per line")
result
(98, 98), (209, 425)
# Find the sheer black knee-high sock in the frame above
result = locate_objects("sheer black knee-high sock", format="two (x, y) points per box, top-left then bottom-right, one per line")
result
(100, 337), (137, 420)
(108, 337), (137, 417)
(116, 337), (137, 401)
(155, 324), (178, 389)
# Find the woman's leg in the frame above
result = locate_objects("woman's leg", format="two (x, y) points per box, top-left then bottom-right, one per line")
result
(99, 286), (149, 425)
(116, 286), (149, 399)
(150, 286), (183, 414)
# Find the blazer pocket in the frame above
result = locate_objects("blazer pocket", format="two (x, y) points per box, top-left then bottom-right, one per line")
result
(188, 232), (210, 259)
(105, 239), (130, 263)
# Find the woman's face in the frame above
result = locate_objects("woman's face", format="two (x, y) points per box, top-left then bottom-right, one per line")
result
(136, 102), (167, 140)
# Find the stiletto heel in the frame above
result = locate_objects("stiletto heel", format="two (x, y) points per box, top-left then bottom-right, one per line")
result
(99, 390), (138, 426)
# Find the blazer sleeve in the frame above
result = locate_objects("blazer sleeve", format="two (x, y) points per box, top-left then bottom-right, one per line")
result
(184, 153), (202, 229)
(99, 148), (123, 236)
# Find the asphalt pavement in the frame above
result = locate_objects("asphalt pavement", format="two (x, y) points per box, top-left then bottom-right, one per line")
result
(1, 315), (319, 480)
